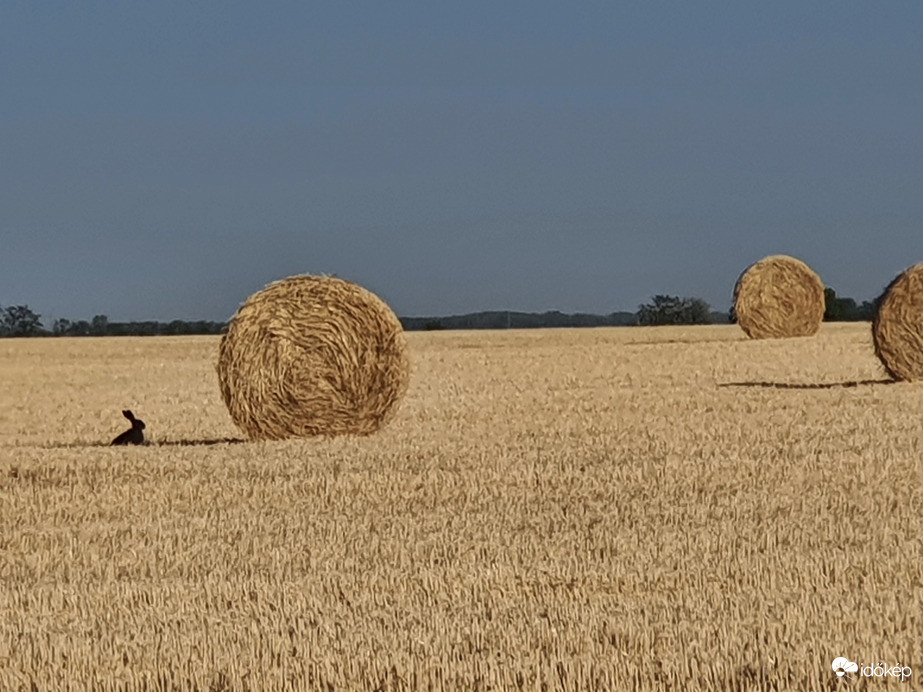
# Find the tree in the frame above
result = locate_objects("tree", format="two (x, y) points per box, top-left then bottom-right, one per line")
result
(91, 314), (109, 336)
(824, 288), (841, 321)
(166, 320), (192, 335)
(637, 295), (712, 326)
(1, 305), (44, 336)
(857, 300), (876, 321)
(71, 320), (91, 336)
(824, 288), (866, 322)
(53, 318), (72, 336)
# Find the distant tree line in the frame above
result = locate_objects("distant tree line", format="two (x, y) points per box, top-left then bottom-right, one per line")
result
(400, 310), (641, 331)
(0, 305), (226, 337)
(822, 288), (879, 322)
(402, 287), (879, 329)
(403, 297), (724, 330)
(0, 287), (881, 336)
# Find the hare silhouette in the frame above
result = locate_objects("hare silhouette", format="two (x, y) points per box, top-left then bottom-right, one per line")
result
(111, 410), (146, 446)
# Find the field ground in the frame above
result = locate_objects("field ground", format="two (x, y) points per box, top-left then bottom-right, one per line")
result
(0, 323), (921, 690)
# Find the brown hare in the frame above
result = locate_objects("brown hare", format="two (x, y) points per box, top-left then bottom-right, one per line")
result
(111, 410), (146, 446)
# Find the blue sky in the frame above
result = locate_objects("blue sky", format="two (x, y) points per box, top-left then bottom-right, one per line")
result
(2, 1), (922, 322)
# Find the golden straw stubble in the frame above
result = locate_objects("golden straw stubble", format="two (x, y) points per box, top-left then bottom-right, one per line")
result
(733, 255), (825, 339)
(217, 275), (410, 439)
(872, 262), (923, 381)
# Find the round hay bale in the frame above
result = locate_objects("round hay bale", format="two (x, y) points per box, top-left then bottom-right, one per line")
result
(733, 255), (825, 339)
(217, 275), (410, 440)
(872, 262), (923, 381)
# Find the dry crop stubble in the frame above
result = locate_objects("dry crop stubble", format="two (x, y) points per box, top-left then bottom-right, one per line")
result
(0, 336), (240, 448)
(0, 324), (921, 690)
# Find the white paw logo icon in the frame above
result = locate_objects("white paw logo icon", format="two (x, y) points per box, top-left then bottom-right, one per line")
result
(833, 657), (859, 678)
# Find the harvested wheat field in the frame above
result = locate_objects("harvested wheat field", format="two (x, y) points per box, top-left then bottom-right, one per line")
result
(1, 324), (921, 691)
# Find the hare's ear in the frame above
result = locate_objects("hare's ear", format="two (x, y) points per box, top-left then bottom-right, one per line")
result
(122, 410), (135, 421)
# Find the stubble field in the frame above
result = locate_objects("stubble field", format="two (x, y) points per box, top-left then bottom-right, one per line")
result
(0, 323), (921, 690)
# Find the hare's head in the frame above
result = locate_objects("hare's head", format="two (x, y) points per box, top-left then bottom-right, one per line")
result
(123, 410), (146, 430)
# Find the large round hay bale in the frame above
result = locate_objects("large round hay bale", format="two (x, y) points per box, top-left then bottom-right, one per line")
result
(733, 255), (825, 339)
(217, 275), (410, 440)
(872, 263), (923, 381)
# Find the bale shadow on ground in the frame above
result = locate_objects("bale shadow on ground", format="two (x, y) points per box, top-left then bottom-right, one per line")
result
(43, 437), (248, 449)
(154, 438), (248, 447)
(718, 379), (896, 389)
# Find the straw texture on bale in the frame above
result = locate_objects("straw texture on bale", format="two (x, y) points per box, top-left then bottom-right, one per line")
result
(733, 255), (825, 339)
(872, 262), (923, 381)
(217, 275), (410, 440)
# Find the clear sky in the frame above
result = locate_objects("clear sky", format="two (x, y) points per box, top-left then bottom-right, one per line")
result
(2, 1), (922, 322)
